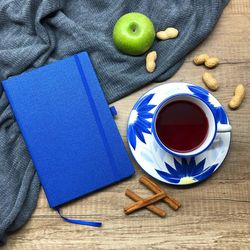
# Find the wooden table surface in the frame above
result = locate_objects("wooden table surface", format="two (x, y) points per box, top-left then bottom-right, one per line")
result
(3, 1), (250, 249)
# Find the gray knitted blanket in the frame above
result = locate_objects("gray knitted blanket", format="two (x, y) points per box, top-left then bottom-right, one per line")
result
(0, 0), (229, 244)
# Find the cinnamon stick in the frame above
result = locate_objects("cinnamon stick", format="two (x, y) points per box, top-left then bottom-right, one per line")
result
(124, 191), (166, 215)
(125, 189), (166, 217)
(139, 175), (181, 210)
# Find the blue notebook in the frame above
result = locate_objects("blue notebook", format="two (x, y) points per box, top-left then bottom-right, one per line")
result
(3, 52), (135, 210)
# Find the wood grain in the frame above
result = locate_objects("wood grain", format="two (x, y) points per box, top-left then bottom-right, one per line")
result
(3, 0), (250, 249)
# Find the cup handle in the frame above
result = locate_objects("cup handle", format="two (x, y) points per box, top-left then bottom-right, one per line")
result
(217, 123), (232, 133)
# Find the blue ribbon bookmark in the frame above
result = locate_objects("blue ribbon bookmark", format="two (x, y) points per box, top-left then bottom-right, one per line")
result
(56, 208), (102, 227)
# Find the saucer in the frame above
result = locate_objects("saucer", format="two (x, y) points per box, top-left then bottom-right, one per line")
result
(127, 82), (231, 185)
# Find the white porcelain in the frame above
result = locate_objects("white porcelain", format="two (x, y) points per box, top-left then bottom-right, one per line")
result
(127, 82), (231, 185)
(151, 94), (232, 158)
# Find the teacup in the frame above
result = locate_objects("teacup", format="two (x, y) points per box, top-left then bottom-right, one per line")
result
(151, 94), (232, 158)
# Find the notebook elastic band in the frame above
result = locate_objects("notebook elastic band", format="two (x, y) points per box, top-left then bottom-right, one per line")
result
(74, 54), (118, 178)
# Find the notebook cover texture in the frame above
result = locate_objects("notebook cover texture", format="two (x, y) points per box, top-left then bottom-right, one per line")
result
(3, 52), (135, 208)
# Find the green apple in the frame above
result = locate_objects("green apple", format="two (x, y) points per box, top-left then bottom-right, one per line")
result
(113, 12), (155, 56)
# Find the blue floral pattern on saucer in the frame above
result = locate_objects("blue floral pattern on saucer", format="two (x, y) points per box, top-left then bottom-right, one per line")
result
(127, 82), (231, 185)
(156, 158), (218, 185)
(188, 85), (227, 124)
(127, 93), (156, 150)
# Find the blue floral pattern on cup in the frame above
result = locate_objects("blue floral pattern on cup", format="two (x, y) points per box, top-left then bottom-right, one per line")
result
(127, 82), (231, 185)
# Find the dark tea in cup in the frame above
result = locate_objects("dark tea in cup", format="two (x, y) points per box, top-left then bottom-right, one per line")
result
(155, 100), (208, 153)
(151, 88), (231, 158)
